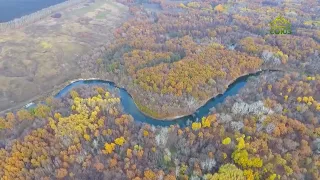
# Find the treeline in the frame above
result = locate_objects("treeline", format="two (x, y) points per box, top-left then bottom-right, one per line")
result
(0, 77), (319, 179)
(79, 0), (270, 118)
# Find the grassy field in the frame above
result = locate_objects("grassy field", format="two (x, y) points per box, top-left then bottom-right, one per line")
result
(0, 0), (129, 113)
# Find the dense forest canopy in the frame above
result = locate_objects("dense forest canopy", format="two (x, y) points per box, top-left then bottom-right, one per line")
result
(80, 0), (320, 119)
(0, 0), (320, 179)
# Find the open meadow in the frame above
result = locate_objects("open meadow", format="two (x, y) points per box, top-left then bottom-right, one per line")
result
(0, 0), (128, 113)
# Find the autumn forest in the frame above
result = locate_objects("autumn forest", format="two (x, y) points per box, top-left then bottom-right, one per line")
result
(1, 0), (320, 179)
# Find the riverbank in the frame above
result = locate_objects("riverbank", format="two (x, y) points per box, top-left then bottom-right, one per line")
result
(0, 0), (129, 113)
(1, 69), (283, 123)
(130, 68), (284, 120)
(0, 0), (86, 31)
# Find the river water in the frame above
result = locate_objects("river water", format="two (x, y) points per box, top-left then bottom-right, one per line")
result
(0, 0), (65, 22)
(53, 71), (266, 127)
(0, 0), (272, 127)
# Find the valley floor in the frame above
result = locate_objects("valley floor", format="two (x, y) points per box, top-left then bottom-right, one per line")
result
(0, 0), (129, 114)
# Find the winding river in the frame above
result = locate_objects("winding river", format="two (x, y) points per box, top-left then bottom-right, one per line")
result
(46, 70), (275, 127)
